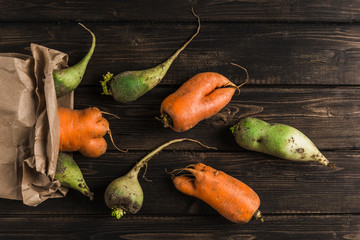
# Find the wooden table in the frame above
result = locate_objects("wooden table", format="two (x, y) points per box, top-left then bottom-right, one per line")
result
(0, 1), (359, 239)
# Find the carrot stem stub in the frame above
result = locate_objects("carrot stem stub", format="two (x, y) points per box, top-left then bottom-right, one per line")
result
(172, 163), (263, 224)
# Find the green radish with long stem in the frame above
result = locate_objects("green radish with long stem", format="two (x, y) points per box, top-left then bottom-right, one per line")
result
(100, 9), (201, 103)
(230, 117), (335, 168)
(104, 138), (216, 219)
(55, 152), (94, 200)
(53, 23), (96, 98)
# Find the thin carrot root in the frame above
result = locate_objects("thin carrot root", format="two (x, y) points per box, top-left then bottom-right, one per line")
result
(168, 164), (197, 177)
(107, 129), (128, 153)
(101, 111), (121, 119)
(230, 63), (249, 95)
(178, 167), (198, 176)
(170, 167), (201, 183)
(99, 108), (126, 152)
(174, 173), (196, 179)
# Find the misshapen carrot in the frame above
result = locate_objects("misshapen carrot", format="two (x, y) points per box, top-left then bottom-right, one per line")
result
(172, 163), (263, 224)
(58, 107), (125, 158)
(159, 64), (248, 132)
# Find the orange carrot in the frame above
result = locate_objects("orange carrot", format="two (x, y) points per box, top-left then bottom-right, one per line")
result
(172, 163), (263, 224)
(159, 64), (248, 132)
(58, 107), (125, 158)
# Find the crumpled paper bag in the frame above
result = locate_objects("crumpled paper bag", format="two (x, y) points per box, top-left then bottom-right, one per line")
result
(0, 43), (74, 206)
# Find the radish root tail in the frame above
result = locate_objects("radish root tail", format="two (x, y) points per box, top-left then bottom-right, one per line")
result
(78, 23), (95, 39)
(166, 7), (201, 64)
(142, 163), (153, 182)
(183, 138), (217, 150)
(132, 138), (216, 177)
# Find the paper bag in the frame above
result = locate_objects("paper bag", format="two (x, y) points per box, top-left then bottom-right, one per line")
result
(0, 44), (73, 206)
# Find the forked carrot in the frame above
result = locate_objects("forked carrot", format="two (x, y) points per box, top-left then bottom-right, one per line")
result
(58, 107), (126, 158)
(172, 163), (263, 224)
(159, 63), (248, 132)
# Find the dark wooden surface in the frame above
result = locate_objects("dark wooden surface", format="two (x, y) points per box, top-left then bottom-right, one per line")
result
(1, 1), (359, 239)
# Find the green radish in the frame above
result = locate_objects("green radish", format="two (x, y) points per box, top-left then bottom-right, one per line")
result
(104, 138), (216, 219)
(100, 9), (200, 103)
(55, 152), (94, 200)
(53, 23), (96, 98)
(230, 117), (335, 168)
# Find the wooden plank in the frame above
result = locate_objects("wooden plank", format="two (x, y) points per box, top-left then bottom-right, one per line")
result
(0, 214), (358, 240)
(1, 22), (360, 85)
(1, 1), (358, 239)
(72, 86), (360, 151)
(0, 0), (360, 22)
(0, 150), (358, 215)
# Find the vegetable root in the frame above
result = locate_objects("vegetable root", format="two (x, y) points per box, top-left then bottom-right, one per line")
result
(55, 152), (94, 200)
(172, 163), (263, 224)
(58, 107), (126, 158)
(231, 117), (335, 168)
(100, 8), (201, 103)
(53, 23), (96, 98)
(104, 138), (216, 219)
(159, 63), (249, 132)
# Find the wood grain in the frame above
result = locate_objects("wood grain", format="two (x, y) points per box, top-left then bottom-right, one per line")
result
(0, 150), (357, 215)
(0, 1), (359, 238)
(1, 22), (360, 85)
(72, 86), (360, 151)
(0, 215), (358, 240)
(1, 0), (360, 22)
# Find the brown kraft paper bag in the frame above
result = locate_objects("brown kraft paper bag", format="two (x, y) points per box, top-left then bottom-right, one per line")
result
(0, 43), (74, 206)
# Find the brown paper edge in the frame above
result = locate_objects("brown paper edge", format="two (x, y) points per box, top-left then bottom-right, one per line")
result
(21, 44), (73, 206)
